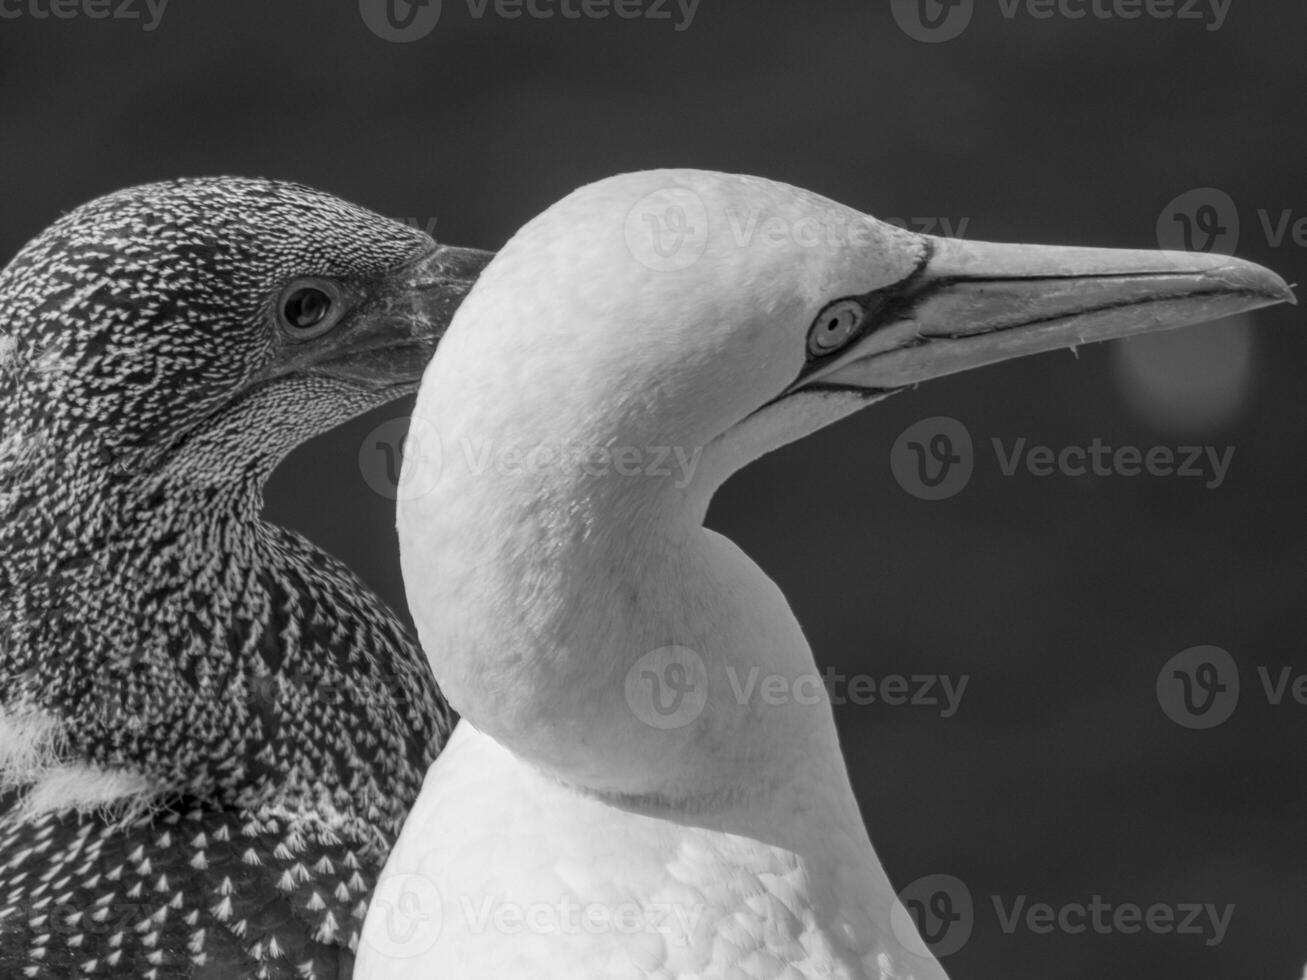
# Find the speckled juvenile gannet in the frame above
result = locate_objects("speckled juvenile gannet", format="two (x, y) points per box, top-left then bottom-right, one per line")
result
(0, 178), (488, 979)
(364, 170), (1293, 980)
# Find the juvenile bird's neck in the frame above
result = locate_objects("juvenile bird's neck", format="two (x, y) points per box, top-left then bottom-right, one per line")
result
(0, 455), (444, 847)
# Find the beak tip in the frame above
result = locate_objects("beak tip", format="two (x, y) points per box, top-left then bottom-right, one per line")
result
(1203, 258), (1296, 307)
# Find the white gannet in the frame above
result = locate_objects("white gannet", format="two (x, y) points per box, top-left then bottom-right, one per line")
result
(362, 170), (1294, 980)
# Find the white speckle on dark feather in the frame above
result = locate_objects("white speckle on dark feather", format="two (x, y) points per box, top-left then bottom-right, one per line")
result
(0, 178), (459, 978)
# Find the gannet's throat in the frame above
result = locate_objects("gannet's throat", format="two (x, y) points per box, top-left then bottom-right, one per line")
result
(401, 429), (847, 807)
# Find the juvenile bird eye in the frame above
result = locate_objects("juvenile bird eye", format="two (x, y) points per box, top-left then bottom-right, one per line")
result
(278, 280), (343, 339)
(286, 289), (329, 327)
(807, 300), (864, 357)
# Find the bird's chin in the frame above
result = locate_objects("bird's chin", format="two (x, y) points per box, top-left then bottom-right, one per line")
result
(698, 385), (893, 506)
(739, 377), (896, 433)
(163, 372), (421, 473)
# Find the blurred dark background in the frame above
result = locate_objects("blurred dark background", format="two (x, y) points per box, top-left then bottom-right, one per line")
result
(2, 1), (1303, 976)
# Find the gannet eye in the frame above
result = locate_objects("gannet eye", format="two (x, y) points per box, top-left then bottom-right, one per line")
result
(278, 280), (343, 339)
(807, 300), (864, 357)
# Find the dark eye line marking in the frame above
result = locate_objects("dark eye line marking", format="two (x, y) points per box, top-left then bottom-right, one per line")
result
(801, 238), (938, 371)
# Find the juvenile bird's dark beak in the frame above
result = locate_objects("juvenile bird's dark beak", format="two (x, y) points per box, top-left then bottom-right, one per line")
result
(796, 236), (1296, 394)
(292, 243), (494, 389)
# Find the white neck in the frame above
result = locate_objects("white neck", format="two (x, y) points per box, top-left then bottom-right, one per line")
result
(393, 400), (950, 980)
(401, 425), (849, 807)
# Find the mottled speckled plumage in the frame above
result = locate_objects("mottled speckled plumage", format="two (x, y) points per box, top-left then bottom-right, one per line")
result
(0, 178), (478, 978)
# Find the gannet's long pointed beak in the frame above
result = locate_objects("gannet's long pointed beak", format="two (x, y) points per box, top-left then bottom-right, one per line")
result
(290, 243), (494, 389)
(798, 237), (1296, 393)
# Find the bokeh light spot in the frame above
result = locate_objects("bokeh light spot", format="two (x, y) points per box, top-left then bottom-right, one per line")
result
(1112, 314), (1256, 435)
